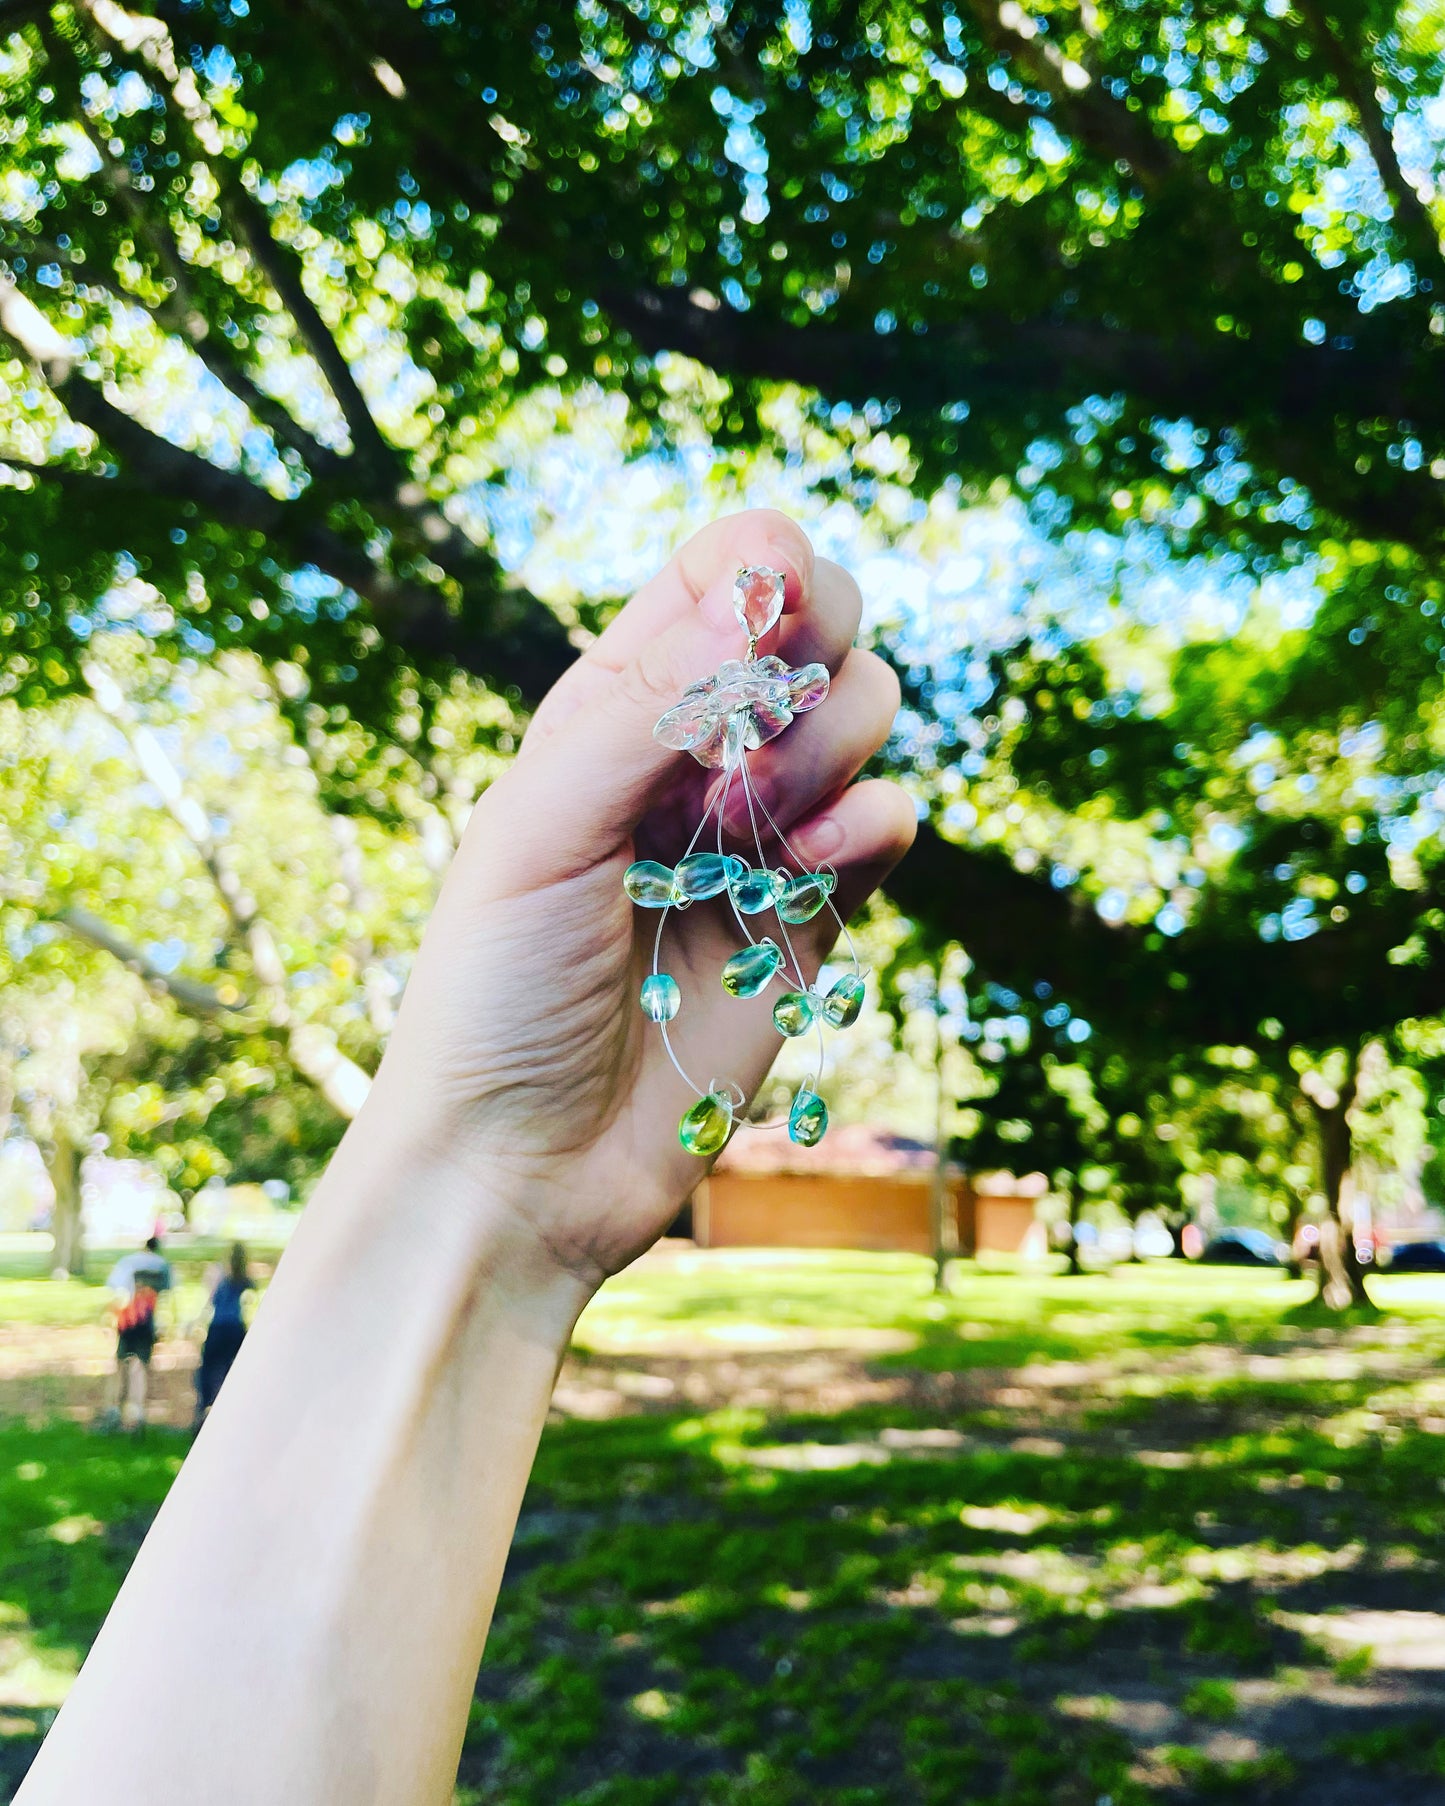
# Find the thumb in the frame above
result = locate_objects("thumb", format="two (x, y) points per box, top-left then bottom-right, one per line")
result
(468, 571), (767, 890)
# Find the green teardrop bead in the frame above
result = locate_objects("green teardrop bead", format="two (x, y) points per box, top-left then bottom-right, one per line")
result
(772, 990), (816, 1037)
(624, 860), (676, 907)
(778, 874), (831, 924)
(674, 853), (733, 900)
(679, 1090), (733, 1156)
(640, 973), (681, 1023)
(721, 938), (783, 998)
(730, 867), (779, 914)
(820, 973), (865, 1029)
(788, 1088), (828, 1147)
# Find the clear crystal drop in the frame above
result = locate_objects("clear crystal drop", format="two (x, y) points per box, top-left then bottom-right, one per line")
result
(640, 973), (681, 1023)
(820, 972), (865, 1029)
(788, 1088), (828, 1147)
(679, 1090), (733, 1156)
(624, 860), (677, 907)
(675, 853), (734, 900)
(733, 565), (785, 640)
(778, 874), (830, 924)
(730, 867), (779, 914)
(721, 938), (783, 997)
(652, 690), (718, 753)
(773, 990), (816, 1037)
(786, 662), (830, 712)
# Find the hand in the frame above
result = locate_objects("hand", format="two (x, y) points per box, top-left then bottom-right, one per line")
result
(373, 511), (914, 1289)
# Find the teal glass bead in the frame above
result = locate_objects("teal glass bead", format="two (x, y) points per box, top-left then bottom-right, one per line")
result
(778, 873), (833, 924)
(624, 860), (676, 907)
(640, 973), (681, 1023)
(788, 1088), (828, 1147)
(675, 852), (734, 900)
(820, 972), (865, 1029)
(730, 866), (781, 914)
(773, 990), (816, 1037)
(679, 1090), (733, 1156)
(721, 938), (783, 998)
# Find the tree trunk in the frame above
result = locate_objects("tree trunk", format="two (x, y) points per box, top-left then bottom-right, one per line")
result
(1063, 1187), (1084, 1276)
(1311, 1074), (1369, 1308)
(929, 994), (954, 1294)
(46, 1128), (84, 1278)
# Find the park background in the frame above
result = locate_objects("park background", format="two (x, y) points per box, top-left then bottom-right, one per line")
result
(4, 0), (1445, 1800)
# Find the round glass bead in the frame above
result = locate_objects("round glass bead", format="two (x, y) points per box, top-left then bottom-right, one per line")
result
(640, 973), (681, 1023)
(778, 874), (831, 924)
(624, 860), (676, 907)
(679, 1090), (733, 1156)
(820, 972), (865, 1029)
(773, 990), (816, 1037)
(788, 1088), (828, 1147)
(721, 938), (783, 998)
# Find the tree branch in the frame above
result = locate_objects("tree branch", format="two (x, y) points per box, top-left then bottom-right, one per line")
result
(609, 282), (1445, 545)
(83, 662), (374, 1119)
(33, 12), (337, 473)
(1292, 0), (1445, 289)
(886, 822), (1445, 1051)
(53, 904), (237, 1015)
(77, 0), (398, 487)
(957, 0), (1180, 192)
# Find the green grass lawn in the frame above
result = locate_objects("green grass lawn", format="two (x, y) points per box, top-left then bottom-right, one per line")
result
(5, 1253), (1445, 1802)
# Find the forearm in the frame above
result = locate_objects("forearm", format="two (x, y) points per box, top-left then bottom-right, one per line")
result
(19, 1108), (590, 1806)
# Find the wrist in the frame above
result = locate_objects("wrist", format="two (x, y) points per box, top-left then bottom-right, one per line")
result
(299, 1086), (596, 1354)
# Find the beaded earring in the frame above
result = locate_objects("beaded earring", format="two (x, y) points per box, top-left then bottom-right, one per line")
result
(623, 565), (866, 1156)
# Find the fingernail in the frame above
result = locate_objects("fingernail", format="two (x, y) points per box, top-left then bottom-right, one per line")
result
(795, 811), (844, 861)
(723, 786), (758, 838)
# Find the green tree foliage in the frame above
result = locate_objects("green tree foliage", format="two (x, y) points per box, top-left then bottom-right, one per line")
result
(3, 1), (1444, 1294)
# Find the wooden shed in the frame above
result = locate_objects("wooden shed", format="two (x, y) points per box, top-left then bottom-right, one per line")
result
(689, 1124), (1045, 1257)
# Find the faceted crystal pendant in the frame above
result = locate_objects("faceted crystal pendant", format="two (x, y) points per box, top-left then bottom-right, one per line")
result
(820, 972), (865, 1029)
(778, 872), (835, 924)
(788, 1088), (828, 1147)
(730, 866), (783, 914)
(675, 852), (743, 900)
(679, 1089), (733, 1156)
(786, 662), (830, 712)
(721, 938), (783, 997)
(640, 973), (681, 1023)
(733, 565), (785, 641)
(624, 860), (677, 907)
(773, 990), (816, 1037)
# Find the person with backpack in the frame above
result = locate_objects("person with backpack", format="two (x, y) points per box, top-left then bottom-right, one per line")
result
(100, 1234), (173, 1433)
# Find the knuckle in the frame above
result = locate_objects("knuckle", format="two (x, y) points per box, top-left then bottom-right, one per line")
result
(617, 634), (688, 716)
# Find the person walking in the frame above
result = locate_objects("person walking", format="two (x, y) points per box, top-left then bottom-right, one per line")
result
(100, 1234), (173, 1433)
(191, 1242), (254, 1430)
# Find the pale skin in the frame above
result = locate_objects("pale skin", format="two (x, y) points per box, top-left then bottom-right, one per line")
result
(16, 510), (915, 1806)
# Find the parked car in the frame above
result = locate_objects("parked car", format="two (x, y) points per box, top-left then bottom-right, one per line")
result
(1382, 1240), (1445, 1273)
(1198, 1227), (1287, 1267)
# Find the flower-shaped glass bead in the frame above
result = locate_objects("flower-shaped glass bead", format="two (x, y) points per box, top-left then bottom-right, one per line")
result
(653, 656), (831, 769)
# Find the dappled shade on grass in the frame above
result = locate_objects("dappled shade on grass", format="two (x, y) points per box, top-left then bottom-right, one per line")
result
(7, 1257), (1445, 1803)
